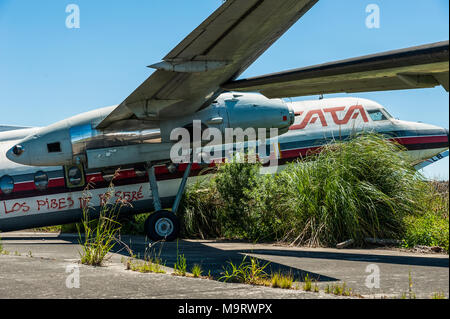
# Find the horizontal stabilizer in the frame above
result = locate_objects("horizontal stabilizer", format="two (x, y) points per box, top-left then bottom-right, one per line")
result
(0, 125), (31, 133)
(414, 150), (449, 170)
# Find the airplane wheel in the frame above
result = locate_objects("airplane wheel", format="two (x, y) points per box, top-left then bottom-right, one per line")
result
(145, 210), (180, 242)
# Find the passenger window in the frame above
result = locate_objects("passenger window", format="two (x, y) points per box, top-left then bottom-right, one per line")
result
(34, 171), (49, 191)
(0, 175), (14, 194)
(368, 110), (388, 122)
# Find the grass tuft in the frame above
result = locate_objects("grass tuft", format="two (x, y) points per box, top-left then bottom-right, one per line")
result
(191, 264), (203, 278)
(303, 274), (312, 291)
(128, 258), (166, 274)
(324, 282), (353, 296)
(219, 255), (271, 285)
(271, 272), (294, 289)
(431, 292), (446, 299)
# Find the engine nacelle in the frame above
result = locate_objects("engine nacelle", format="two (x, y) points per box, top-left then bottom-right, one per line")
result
(159, 92), (294, 143)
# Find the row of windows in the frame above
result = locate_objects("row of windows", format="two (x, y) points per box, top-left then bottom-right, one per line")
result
(0, 171), (49, 195)
(0, 166), (83, 195)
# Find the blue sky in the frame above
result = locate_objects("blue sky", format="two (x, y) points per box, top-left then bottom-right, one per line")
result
(0, 0), (448, 179)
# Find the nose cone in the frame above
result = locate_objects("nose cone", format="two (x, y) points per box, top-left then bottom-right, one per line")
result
(6, 131), (73, 167)
(288, 104), (295, 126)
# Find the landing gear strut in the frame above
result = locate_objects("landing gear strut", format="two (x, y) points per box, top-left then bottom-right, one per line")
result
(144, 162), (192, 241)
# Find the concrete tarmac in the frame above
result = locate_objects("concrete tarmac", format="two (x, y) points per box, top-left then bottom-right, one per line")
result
(0, 232), (448, 299)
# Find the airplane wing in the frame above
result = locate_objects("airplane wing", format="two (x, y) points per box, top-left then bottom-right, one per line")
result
(97, 0), (318, 129)
(222, 41), (449, 98)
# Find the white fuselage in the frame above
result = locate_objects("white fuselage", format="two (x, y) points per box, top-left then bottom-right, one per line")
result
(0, 94), (448, 232)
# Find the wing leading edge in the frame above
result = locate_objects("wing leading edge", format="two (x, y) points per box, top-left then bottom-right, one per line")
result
(222, 41), (449, 98)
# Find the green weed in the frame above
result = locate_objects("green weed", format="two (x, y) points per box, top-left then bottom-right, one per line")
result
(129, 258), (166, 274)
(324, 282), (353, 296)
(303, 274), (312, 291)
(174, 254), (187, 276)
(191, 264), (203, 278)
(402, 182), (449, 252)
(219, 255), (271, 285)
(173, 241), (187, 276)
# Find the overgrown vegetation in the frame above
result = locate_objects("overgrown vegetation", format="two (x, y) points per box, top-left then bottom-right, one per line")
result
(402, 181), (449, 252)
(180, 134), (448, 250)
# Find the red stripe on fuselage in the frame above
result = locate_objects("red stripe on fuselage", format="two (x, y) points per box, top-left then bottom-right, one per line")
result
(394, 135), (448, 145)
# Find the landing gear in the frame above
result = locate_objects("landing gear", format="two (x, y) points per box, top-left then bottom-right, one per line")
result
(144, 162), (192, 242)
(145, 210), (180, 241)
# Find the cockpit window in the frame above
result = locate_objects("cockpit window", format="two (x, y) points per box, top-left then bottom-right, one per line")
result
(382, 109), (394, 119)
(368, 110), (388, 122)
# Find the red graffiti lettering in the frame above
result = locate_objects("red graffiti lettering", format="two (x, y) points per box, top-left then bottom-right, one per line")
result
(3, 201), (30, 214)
(79, 196), (91, 209)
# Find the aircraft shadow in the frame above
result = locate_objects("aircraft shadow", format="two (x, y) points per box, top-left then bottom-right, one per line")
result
(110, 237), (336, 282)
(241, 249), (449, 268)
(0, 235), (79, 245)
(4, 234), (446, 284)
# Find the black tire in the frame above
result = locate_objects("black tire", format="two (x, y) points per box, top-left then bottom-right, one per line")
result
(145, 210), (180, 242)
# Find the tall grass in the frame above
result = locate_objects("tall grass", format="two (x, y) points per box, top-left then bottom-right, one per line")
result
(78, 174), (126, 266)
(180, 134), (440, 247)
